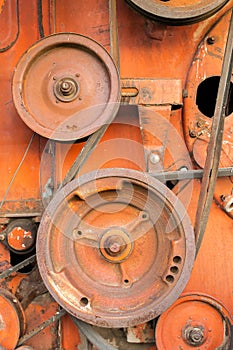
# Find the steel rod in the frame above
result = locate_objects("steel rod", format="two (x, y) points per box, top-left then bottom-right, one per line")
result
(150, 167), (233, 182)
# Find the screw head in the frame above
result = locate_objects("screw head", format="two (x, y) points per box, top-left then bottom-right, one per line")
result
(150, 152), (160, 164)
(109, 242), (121, 253)
(207, 36), (216, 45)
(189, 130), (197, 138)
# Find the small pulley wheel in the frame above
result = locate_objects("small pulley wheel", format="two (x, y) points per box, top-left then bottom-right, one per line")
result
(126, 0), (229, 25)
(6, 219), (37, 254)
(0, 289), (26, 350)
(12, 33), (120, 141)
(156, 294), (232, 349)
(37, 168), (195, 328)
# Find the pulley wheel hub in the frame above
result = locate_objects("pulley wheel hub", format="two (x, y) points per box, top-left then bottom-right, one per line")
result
(12, 33), (120, 141)
(99, 228), (133, 263)
(37, 168), (195, 328)
(53, 76), (79, 103)
(126, 0), (229, 25)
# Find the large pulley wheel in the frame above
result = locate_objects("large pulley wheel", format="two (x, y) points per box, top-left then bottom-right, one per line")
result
(126, 0), (229, 25)
(155, 294), (232, 349)
(12, 33), (120, 141)
(37, 168), (195, 328)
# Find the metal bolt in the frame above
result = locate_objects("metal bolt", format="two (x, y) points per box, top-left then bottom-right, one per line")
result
(190, 329), (203, 342)
(184, 326), (205, 346)
(54, 77), (79, 102)
(150, 152), (160, 164)
(109, 242), (121, 253)
(60, 81), (73, 95)
(189, 130), (197, 138)
(61, 81), (70, 90)
(207, 36), (216, 45)
(196, 119), (204, 128)
(220, 194), (226, 201)
(179, 166), (188, 172)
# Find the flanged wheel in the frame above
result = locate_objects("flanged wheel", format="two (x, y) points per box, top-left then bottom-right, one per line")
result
(156, 294), (232, 349)
(37, 168), (195, 328)
(0, 289), (26, 350)
(12, 33), (120, 141)
(126, 0), (229, 25)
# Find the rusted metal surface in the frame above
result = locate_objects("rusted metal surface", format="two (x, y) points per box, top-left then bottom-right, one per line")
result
(0, 289), (25, 350)
(12, 33), (120, 141)
(22, 294), (60, 350)
(183, 8), (233, 224)
(0, 0), (19, 52)
(37, 168), (195, 328)
(109, 0), (120, 71)
(0, 0), (5, 14)
(18, 307), (65, 347)
(0, 0), (232, 348)
(61, 314), (88, 350)
(6, 219), (36, 253)
(194, 9), (233, 255)
(183, 9), (233, 164)
(126, 0), (229, 25)
(121, 79), (183, 107)
(71, 315), (157, 350)
(155, 294), (232, 349)
(126, 322), (155, 343)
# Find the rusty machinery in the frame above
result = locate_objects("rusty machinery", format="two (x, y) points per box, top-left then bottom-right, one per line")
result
(0, 0), (232, 349)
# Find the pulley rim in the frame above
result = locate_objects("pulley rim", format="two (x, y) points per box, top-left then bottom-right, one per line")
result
(12, 33), (120, 141)
(37, 168), (195, 328)
(126, 0), (229, 25)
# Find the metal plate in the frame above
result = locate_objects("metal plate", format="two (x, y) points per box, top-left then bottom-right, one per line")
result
(126, 0), (229, 25)
(37, 168), (195, 328)
(183, 10), (233, 217)
(156, 294), (232, 349)
(12, 33), (120, 141)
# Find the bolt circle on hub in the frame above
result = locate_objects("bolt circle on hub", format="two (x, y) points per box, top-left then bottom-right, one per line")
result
(37, 168), (195, 328)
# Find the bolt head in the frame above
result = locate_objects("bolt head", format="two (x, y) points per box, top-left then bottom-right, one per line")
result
(184, 326), (205, 346)
(109, 242), (121, 253)
(150, 152), (160, 164)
